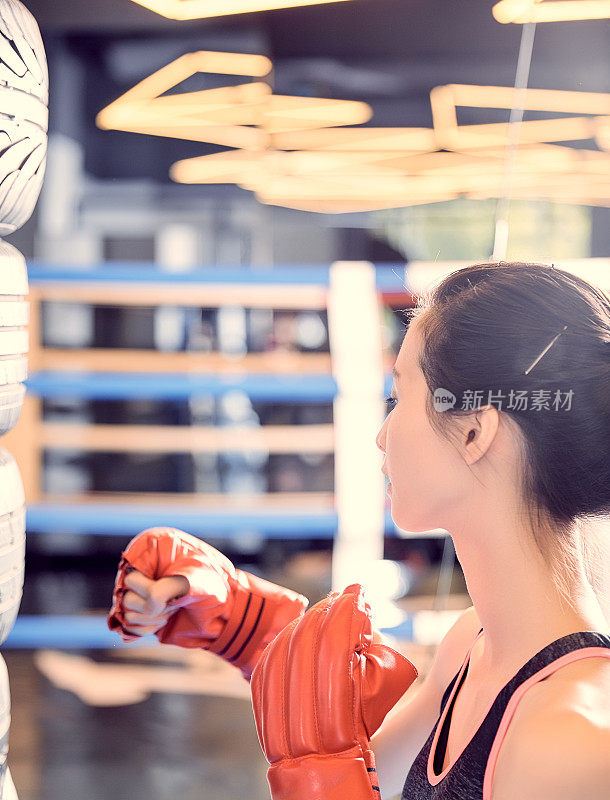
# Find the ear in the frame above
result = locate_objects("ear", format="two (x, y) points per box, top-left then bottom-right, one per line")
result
(461, 404), (500, 465)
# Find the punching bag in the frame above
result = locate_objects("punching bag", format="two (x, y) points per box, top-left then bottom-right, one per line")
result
(0, 1), (48, 797)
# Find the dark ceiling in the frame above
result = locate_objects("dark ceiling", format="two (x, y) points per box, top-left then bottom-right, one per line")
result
(22, 0), (610, 181)
(24, 0), (609, 67)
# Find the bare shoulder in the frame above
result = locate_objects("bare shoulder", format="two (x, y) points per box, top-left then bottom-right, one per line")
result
(491, 653), (610, 800)
(491, 706), (610, 800)
(424, 604), (482, 698)
(525, 651), (610, 725)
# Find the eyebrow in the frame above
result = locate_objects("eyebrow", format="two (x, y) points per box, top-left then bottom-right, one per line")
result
(392, 366), (400, 380)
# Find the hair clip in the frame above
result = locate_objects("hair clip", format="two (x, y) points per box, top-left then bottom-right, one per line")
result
(524, 325), (568, 375)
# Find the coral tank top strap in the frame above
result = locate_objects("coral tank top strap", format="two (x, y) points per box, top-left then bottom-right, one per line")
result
(400, 630), (610, 800)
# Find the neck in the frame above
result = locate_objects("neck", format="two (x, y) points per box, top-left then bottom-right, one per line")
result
(448, 501), (608, 681)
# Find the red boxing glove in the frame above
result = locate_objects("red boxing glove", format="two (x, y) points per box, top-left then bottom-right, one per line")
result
(108, 527), (309, 681)
(250, 583), (418, 800)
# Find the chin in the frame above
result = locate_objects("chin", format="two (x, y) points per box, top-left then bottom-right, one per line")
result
(390, 505), (434, 534)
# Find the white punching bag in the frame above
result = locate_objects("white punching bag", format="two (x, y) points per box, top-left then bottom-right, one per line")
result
(0, 1), (48, 796)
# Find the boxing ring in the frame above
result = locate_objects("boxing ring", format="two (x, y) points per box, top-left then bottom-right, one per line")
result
(6, 255), (609, 649)
(3, 259), (465, 648)
(4, 256), (608, 650)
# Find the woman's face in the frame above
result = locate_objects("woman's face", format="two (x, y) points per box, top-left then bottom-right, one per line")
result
(376, 317), (466, 533)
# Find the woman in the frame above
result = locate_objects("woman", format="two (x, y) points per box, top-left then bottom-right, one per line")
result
(110, 262), (610, 800)
(371, 261), (610, 799)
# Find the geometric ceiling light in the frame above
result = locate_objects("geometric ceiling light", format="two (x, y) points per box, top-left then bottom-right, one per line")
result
(171, 86), (610, 209)
(170, 140), (610, 212)
(128, 0), (359, 20)
(246, 103), (610, 208)
(96, 50), (273, 149)
(97, 53), (610, 212)
(174, 158), (610, 211)
(170, 142), (610, 185)
(99, 89), (372, 147)
(258, 95), (373, 134)
(430, 83), (610, 151)
(442, 85), (610, 115)
(269, 128), (438, 152)
(96, 51), (372, 150)
(170, 149), (433, 185)
(434, 115), (604, 150)
(493, 0), (610, 23)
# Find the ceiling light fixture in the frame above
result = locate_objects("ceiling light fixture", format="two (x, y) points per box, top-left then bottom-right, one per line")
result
(128, 0), (358, 21)
(493, 0), (610, 23)
(97, 53), (610, 213)
(430, 83), (610, 150)
(96, 52), (372, 148)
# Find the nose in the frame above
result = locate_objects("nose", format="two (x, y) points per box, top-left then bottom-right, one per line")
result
(375, 417), (387, 453)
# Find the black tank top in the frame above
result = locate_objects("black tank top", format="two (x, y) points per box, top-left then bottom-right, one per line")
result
(401, 628), (610, 800)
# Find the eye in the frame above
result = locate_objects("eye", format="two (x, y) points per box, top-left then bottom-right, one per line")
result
(384, 395), (397, 414)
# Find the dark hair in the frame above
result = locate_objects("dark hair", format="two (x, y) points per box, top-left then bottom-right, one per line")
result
(409, 262), (610, 605)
